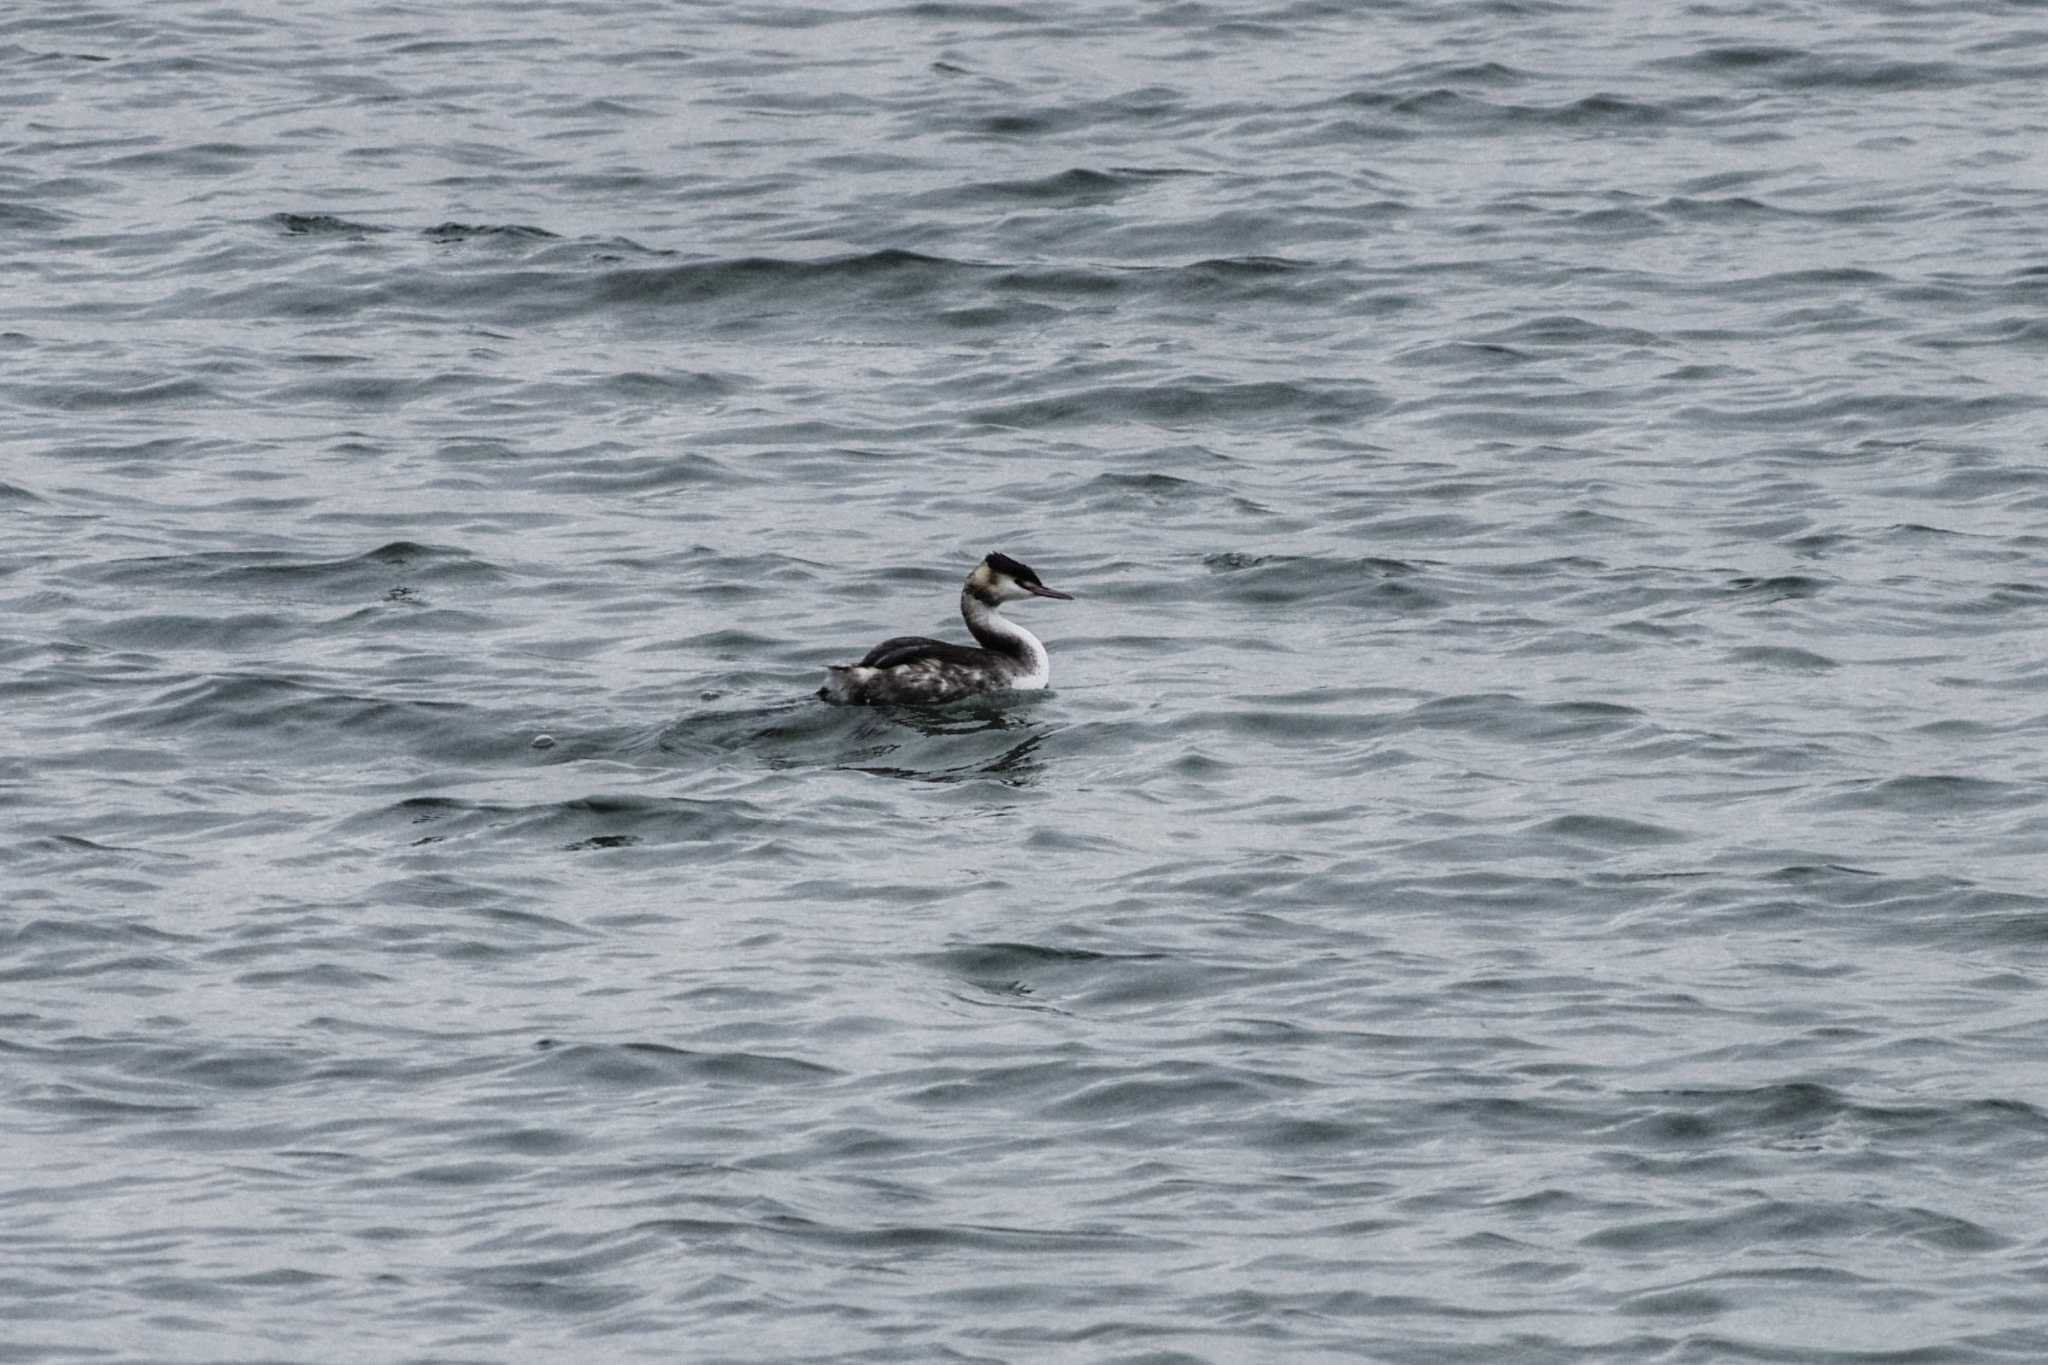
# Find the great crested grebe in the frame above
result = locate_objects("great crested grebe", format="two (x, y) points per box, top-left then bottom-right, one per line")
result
(818, 552), (1074, 705)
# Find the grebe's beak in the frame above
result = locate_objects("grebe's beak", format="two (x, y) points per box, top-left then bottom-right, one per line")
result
(1025, 583), (1073, 600)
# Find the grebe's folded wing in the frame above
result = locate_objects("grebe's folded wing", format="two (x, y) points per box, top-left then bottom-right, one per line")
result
(858, 636), (988, 670)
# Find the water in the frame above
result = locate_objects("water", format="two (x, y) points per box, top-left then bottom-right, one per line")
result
(5, 1), (2048, 1360)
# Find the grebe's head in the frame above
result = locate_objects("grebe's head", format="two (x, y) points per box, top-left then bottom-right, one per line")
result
(970, 552), (1074, 605)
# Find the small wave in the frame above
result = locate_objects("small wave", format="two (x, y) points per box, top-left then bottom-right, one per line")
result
(923, 940), (1170, 1005)
(1197, 553), (1434, 609)
(1583, 1196), (2010, 1254)
(0, 913), (191, 951)
(96, 142), (263, 175)
(1374, 59), (1535, 89)
(1724, 645), (1839, 671)
(992, 256), (1335, 307)
(111, 1043), (315, 1094)
(1390, 340), (1535, 369)
(1403, 694), (1648, 743)
(1914, 315), (2048, 351)
(424, 221), (559, 243)
(1655, 47), (1973, 91)
(1041, 1068), (1287, 1121)
(1724, 574), (1830, 602)
(1718, 265), (1896, 295)
(1346, 87), (1684, 133)
(89, 541), (507, 601)
(1656, 44), (1803, 73)
(1528, 813), (1689, 848)
(1656, 194), (1853, 225)
(78, 610), (305, 653)
(916, 166), (1150, 207)
(1175, 707), (1389, 743)
(12, 376), (221, 411)
(971, 378), (1384, 431)
(520, 447), (754, 494)
(961, 88), (1185, 139)
(1472, 314), (1666, 348)
(271, 211), (387, 237)
(1817, 774), (2033, 815)
(593, 247), (965, 313)
(115, 673), (496, 765)
(0, 202), (73, 232)
(517, 1040), (837, 1091)
(899, 1), (1041, 20)
(353, 792), (798, 854)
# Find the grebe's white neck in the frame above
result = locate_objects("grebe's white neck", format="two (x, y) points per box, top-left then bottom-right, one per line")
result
(962, 590), (1050, 689)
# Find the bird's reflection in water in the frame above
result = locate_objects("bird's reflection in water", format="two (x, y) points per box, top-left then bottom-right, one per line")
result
(647, 695), (1052, 786)
(841, 704), (1050, 787)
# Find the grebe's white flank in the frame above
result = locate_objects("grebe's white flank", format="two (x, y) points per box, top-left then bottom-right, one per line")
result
(818, 552), (1074, 705)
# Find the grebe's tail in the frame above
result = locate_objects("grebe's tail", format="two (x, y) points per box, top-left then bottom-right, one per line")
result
(818, 665), (858, 704)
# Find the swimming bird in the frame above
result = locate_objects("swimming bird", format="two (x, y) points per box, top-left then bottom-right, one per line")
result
(818, 552), (1073, 705)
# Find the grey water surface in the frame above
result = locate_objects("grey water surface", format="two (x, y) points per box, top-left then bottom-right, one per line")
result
(5, 1), (2048, 1361)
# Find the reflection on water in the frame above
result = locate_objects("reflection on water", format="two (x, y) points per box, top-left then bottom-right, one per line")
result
(847, 728), (1046, 786)
(839, 703), (1051, 786)
(647, 694), (1053, 784)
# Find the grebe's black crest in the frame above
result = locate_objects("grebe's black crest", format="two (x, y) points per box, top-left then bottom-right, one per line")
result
(985, 551), (1040, 585)
(976, 551), (1072, 602)
(819, 552), (1074, 705)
